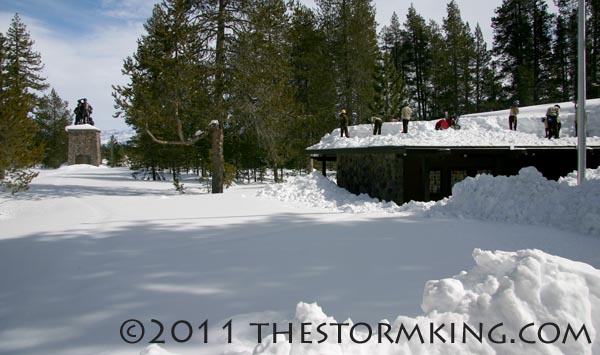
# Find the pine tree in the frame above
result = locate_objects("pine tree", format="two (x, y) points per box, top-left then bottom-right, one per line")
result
(113, 1), (212, 184)
(194, 0), (248, 192)
(552, 14), (571, 101)
(287, 2), (337, 169)
(0, 32), (6, 126)
(493, 0), (530, 104)
(586, 0), (600, 98)
(492, 0), (554, 105)
(402, 5), (432, 119)
(101, 135), (124, 168)
(441, 1), (475, 116)
(531, 0), (555, 102)
(554, 0), (600, 99)
(0, 14), (47, 192)
(473, 24), (494, 111)
(34, 88), (72, 168)
(379, 12), (406, 118)
(230, 0), (297, 182)
(318, 0), (379, 122)
(428, 20), (447, 119)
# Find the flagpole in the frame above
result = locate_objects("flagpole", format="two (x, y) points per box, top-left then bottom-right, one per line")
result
(577, 0), (587, 185)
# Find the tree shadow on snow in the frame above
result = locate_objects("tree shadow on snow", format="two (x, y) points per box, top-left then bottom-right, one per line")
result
(0, 213), (599, 354)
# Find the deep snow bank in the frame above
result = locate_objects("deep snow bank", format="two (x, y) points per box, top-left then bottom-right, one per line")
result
(259, 167), (600, 235)
(250, 249), (599, 355)
(141, 249), (599, 355)
(430, 167), (600, 235)
(258, 172), (404, 213)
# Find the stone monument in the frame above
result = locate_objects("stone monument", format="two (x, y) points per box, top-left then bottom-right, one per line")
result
(66, 98), (101, 166)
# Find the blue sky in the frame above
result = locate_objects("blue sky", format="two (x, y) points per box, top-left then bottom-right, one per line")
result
(0, 0), (153, 33)
(0, 0), (155, 131)
(0, 0), (515, 131)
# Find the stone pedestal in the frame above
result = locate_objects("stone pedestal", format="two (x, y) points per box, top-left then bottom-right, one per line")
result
(66, 124), (101, 166)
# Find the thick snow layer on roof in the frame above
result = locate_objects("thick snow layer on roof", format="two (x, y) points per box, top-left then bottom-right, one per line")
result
(64, 123), (101, 132)
(308, 99), (600, 150)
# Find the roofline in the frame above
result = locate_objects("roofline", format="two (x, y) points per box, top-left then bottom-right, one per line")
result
(306, 145), (600, 156)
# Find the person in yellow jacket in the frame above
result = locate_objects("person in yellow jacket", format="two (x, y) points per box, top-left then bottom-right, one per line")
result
(339, 109), (350, 138)
(400, 102), (412, 134)
(508, 100), (519, 130)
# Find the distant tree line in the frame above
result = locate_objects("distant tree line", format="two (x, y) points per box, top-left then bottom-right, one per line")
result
(114, 0), (600, 190)
(379, 0), (600, 118)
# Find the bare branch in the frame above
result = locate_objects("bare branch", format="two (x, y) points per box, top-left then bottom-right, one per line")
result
(145, 125), (207, 146)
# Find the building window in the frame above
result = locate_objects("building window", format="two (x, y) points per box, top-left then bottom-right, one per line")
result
(429, 170), (441, 194)
(451, 170), (468, 187)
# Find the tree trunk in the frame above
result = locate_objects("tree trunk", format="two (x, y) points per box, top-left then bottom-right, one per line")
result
(211, 121), (224, 193)
(209, 0), (227, 194)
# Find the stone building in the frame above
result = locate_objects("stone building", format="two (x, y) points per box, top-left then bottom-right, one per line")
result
(308, 145), (600, 204)
(306, 113), (600, 204)
(66, 124), (101, 166)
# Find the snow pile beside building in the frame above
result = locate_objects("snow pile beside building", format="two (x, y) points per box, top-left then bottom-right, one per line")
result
(246, 248), (599, 355)
(259, 167), (600, 235)
(560, 166), (600, 184)
(431, 167), (600, 235)
(258, 172), (405, 213)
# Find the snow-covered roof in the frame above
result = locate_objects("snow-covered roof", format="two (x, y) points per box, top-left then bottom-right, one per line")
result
(307, 99), (600, 152)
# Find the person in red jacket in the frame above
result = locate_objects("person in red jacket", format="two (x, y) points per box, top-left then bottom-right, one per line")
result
(435, 117), (450, 130)
(435, 112), (454, 130)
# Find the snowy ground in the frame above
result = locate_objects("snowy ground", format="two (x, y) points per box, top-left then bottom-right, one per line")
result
(2, 99), (600, 355)
(1, 164), (599, 355)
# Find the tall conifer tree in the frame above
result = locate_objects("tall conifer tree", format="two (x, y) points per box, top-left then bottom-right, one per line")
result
(492, 0), (553, 105)
(230, 0), (297, 181)
(113, 1), (212, 182)
(472, 24), (497, 111)
(402, 5), (431, 119)
(441, 1), (474, 115)
(287, 2), (337, 169)
(318, 0), (378, 122)
(34, 88), (72, 168)
(0, 14), (47, 191)
(379, 12), (406, 118)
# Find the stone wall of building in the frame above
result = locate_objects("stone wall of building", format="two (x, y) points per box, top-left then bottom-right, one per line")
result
(67, 126), (101, 166)
(337, 153), (404, 204)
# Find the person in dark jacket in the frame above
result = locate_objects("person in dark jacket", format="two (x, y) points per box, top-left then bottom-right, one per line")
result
(546, 104), (560, 139)
(339, 109), (350, 138)
(371, 116), (383, 135)
(508, 100), (519, 130)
